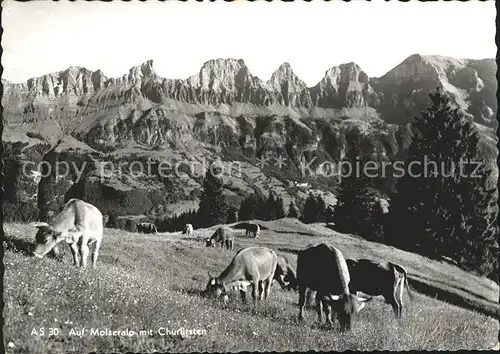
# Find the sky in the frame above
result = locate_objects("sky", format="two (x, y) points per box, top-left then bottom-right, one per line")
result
(2, 0), (496, 86)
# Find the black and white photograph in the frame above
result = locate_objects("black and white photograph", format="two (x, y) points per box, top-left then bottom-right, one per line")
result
(1, 0), (499, 352)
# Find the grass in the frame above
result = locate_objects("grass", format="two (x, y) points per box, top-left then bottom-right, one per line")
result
(3, 220), (499, 353)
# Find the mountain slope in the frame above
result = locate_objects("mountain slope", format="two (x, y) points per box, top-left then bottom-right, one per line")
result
(1, 54), (497, 222)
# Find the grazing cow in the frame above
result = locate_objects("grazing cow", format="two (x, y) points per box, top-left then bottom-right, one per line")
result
(245, 223), (260, 239)
(296, 243), (372, 331)
(205, 246), (278, 305)
(137, 222), (158, 234)
(32, 199), (104, 268)
(346, 258), (414, 318)
(137, 222), (157, 234)
(183, 223), (194, 237)
(274, 255), (298, 290)
(206, 227), (234, 251)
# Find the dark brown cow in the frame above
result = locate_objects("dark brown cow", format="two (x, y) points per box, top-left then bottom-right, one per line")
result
(296, 243), (371, 331)
(346, 258), (414, 318)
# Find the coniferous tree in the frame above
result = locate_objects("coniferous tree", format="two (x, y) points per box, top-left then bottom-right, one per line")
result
(238, 197), (251, 221)
(197, 164), (228, 227)
(265, 192), (277, 221)
(287, 201), (300, 219)
(333, 144), (383, 239)
(363, 199), (385, 242)
(387, 88), (498, 277)
(301, 192), (319, 224)
(226, 206), (239, 223)
(325, 205), (335, 224)
(315, 194), (326, 222)
(274, 195), (286, 219)
(238, 193), (265, 221)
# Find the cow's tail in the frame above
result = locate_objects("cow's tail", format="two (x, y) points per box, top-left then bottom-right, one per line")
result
(389, 262), (414, 301)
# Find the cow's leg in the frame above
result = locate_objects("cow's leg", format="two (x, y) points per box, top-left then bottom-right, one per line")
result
(298, 285), (306, 322)
(252, 282), (259, 305)
(265, 268), (275, 300)
(259, 281), (265, 301)
(79, 236), (90, 268)
(315, 291), (324, 324)
(70, 242), (80, 267)
(385, 290), (400, 318)
(394, 277), (404, 318)
(240, 289), (247, 304)
(323, 297), (333, 327)
(92, 239), (101, 267)
(262, 279), (268, 300)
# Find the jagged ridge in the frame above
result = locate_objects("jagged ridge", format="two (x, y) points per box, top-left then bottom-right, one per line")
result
(3, 54), (496, 129)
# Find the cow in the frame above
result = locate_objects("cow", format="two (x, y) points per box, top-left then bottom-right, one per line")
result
(245, 223), (260, 239)
(32, 199), (104, 268)
(183, 223), (194, 237)
(346, 258), (414, 318)
(137, 222), (157, 234)
(296, 243), (372, 331)
(274, 255), (298, 290)
(206, 227), (234, 251)
(205, 246), (278, 305)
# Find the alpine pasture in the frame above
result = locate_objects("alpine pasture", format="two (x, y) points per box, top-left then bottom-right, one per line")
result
(3, 219), (499, 353)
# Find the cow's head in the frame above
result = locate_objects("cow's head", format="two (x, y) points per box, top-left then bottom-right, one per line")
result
(205, 275), (226, 299)
(32, 223), (66, 258)
(205, 238), (215, 247)
(283, 267), (298, 290)
(328, 293), (372, 331)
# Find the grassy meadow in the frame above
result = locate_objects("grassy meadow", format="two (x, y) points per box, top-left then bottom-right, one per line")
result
(3, 220), (499, 353)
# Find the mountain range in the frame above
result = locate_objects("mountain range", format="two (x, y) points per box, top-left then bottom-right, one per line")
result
(2, 54), (497, 223)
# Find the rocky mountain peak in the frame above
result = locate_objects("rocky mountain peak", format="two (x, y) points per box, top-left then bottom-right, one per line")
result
(267, 62), (311, 107)
(310, 62), (377, 108)
(187, 58), (261, 91)
(337, 62), (369, 84)
(375, 54), (460, 85)
(2, 54), (496, 128)
(124, 59), (155, 85)
(268, 62), (307, 90)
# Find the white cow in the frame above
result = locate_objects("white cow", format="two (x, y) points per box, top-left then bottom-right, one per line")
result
(183, 223), (194, 237)
(33, 199), (104, 268)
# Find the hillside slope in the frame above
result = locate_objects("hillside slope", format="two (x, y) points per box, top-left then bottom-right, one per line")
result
(3, 220), (499, 353)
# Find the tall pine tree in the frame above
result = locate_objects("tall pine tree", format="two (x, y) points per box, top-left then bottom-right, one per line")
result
(274, 195), (286, 219)
(287, 200), (300, 219)
(197, 164), (229, 227)
(301, 192), (319, 224)
(387, 88), (498, 277)
(333, 143), (384, 240)
(315, 194), (326, 222)
(265, 192), (277, 221)
(238, 193), (265, 221)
